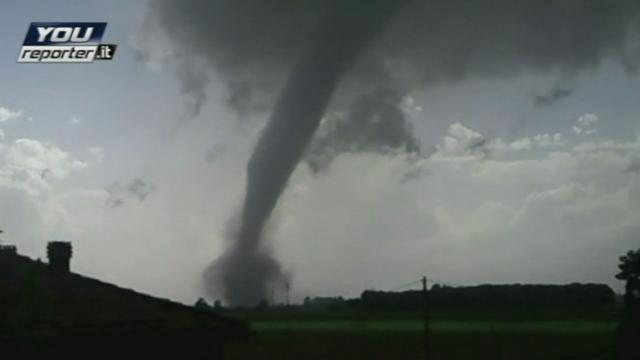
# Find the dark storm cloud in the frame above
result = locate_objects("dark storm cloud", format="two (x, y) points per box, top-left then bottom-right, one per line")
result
(149, 1), (640, 95)
(533, 87), (575, 107)
(147, 0), (640, 157)
(627, 156), (640, 173)
(177, 59), (209, 117)
(204, 144), (226, 163)
(106, 179), (156, 208)
(146, 0), (640, 306)
(306, 84), (421, 172)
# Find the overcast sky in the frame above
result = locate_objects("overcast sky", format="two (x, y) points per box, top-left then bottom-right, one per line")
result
(1, 0), (639, 304)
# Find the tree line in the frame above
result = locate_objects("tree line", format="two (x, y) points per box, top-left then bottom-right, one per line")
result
(352, 283), (616, 310)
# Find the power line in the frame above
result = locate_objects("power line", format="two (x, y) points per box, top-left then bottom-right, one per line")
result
(422, 276), (432, 360)
(387, 276), (466, 292)
(388, 279), (422, 292)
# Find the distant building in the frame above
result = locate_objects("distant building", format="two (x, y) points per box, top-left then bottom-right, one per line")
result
(0, 242), (250, 359)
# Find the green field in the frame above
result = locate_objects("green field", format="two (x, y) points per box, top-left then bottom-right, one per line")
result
(223, 308), (622, 360)
(248, 319), (616, 333)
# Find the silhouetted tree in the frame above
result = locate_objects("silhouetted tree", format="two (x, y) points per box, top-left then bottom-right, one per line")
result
(616, 249), (640, 322)
(257, 299), (268, 309)
(300, 296), (345, 309)
(194, 298), (212, 310)
(615, 249), (640, 359)
(356, 283), (615, 311)
(213, 299), (223, 310)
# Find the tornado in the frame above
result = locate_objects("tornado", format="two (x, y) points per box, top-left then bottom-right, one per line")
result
(204, 1), (410, 306)
(146, 0), (640, 307)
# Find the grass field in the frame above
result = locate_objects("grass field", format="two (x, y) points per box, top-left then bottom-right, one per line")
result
(248, 319), (616, 333)
(223, 308), (622, 360)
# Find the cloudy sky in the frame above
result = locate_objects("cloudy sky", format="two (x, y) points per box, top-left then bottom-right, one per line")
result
(0, 0), (639, 304)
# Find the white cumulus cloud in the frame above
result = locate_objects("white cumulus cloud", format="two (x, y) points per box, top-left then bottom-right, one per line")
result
(5, 139), (87, 180)
(0, 106), (23, 123)
(574, 113), (599, 136)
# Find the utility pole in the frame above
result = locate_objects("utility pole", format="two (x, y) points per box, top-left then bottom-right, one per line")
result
(422, 276), (432, 360)
(285, 281), (291, 308)
(285, 281), (292, 333)
(270, 288), (275, 306)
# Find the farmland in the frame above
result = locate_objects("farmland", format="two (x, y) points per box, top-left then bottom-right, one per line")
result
(223, 307), (622, 360)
